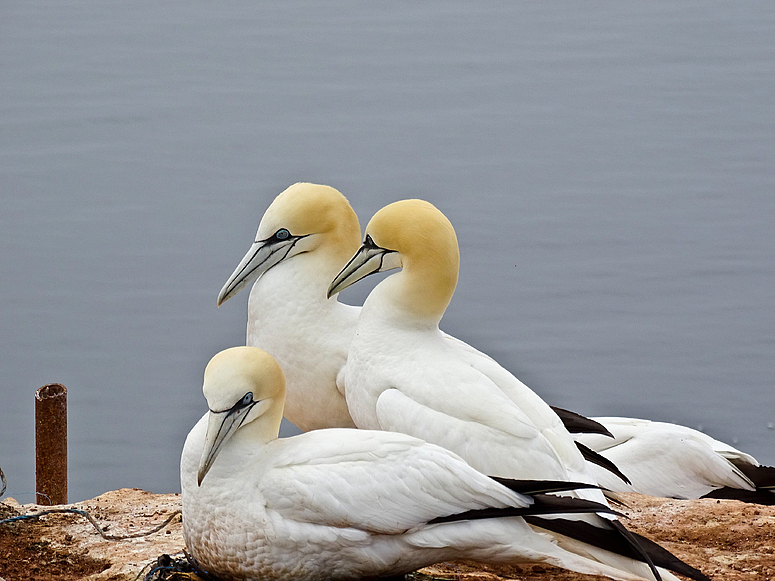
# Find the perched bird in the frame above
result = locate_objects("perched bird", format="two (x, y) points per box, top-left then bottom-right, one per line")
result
(578, 417), (775, 504)
(326, 199), (619, 485)
(327, 199), (710, 581)
(218, 182), (360, 431)
(182, 346), (692, 581)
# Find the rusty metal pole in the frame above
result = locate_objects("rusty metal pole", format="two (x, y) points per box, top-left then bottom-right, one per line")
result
(35, 383), (67, 505)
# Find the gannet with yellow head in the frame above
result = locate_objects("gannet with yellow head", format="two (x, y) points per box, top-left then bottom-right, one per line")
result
(328, 200), (710, 581)
(328, 199), (597, 482)
(182, 346), (677, 581)
(217, 183), (361, 431)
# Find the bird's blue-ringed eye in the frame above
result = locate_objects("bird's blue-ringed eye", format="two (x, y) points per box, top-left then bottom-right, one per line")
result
(275, 228), (291, 241)
(241, 392), (254, 406)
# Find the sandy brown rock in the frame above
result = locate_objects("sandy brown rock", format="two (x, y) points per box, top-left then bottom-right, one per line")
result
(1, 489), (774, 580)
(614, 493), (775, 580)
(1, 489), (184, 581)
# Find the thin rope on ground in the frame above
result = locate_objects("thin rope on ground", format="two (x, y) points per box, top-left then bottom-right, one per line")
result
(0, 507), (181, 540)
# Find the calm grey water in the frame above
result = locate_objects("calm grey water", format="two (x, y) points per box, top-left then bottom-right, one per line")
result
(2, 1), (774, 503)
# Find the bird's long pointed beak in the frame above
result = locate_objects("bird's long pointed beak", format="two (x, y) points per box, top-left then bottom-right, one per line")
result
(218, 241), (274, 306)
(218, 235), (303, 306)
(197, 406), (252, 486)
(327, 241), (398, 299)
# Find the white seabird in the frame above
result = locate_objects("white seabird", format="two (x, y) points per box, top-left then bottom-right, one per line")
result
(326, 199), (618, 485)
(327, 199), (709, 581)
(218, 182), (360, 431)
(182, 346), (684, 581)
(577, 417), (775, 503)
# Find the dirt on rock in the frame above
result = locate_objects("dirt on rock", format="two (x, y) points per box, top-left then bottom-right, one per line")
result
(0, 501), (110, 581)
(1, 489), (774, 581)
(614, 493), (775, 580)
(1, 489), (184, 581)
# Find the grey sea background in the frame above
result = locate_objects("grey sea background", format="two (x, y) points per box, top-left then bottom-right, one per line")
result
(2, 1), (774, 503)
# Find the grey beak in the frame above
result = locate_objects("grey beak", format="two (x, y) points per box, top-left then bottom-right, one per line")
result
(327, 238), (397, 298)
(218, 234), (306, 306)
(197, 403), (254, 486)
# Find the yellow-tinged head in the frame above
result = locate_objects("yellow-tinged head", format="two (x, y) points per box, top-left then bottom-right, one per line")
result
(197, 346), (286, 485)
(328, 199), (460, 323)
(218, 183), (361, 305)
(366, 199), (459, 276)
(256, 182), (360, 250)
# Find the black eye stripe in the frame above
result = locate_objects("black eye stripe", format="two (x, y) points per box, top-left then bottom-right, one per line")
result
(254, 229), (291, 244)
(210, 392), (255, 415)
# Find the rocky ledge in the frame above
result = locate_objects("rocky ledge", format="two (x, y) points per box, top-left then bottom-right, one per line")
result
(1, 488), (774, 581)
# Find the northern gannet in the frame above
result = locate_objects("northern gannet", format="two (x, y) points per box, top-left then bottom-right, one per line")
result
(182, 346), (691, 581)
(326, 199), (615, 485)
(579, 417), (775, 504)
(328, 200), (710, 581)
(217, 183), (360, 431)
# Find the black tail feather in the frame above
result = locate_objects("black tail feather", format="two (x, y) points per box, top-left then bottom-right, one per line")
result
(552, 406), (614, 438)
(428, 494), (620, 525)
(735, 463), (775, 489)
(700, 463), (775, 505)
(625, 526), (713, 581)
(610, 519), (660, 581)
(489, 477), (600, 496)
(531, 493), (623, 518)
(575, 441), (632, 485)
(524, 516), (711, 581)
(702, 486), (775, 505)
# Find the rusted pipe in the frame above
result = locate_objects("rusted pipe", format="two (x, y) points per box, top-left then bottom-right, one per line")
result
(35, 383), (67, 505)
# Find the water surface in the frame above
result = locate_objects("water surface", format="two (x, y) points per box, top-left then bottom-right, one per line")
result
(1, 1), (774, 502)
